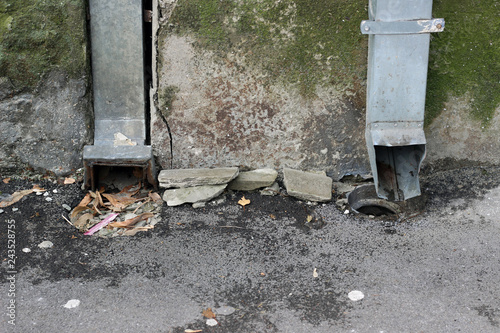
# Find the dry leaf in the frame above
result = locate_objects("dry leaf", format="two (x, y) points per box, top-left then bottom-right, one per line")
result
(148, 191), (162, 203)
(64, 177), (76, 184)
(109, 213), (154, 228)
(3, 177), (11, 184)
(0, 185), (44, 208)
(74, 213), (94, 228)
(238, 196), (251, 207)
(102, 193), (139, 211)
(202, 308), (216, 319)
(306, 215), (313, 223)
(270, 214), (276, 219)
(101, 184), (141, 211)
(79, 193), (93, 207)
(122, 225), (154, 236)
(185, 330), (202, 333)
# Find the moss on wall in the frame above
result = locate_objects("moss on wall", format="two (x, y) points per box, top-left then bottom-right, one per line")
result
(167, 0), (368, 97)
(0, 0), (87, 89)
(165, 0), (498, 126)
(426, 0), (500, 127)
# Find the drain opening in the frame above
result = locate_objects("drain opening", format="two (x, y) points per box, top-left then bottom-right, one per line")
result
(86, 163), (156, 191)
(356, 205), (397, 217)
(348, 184), (402, 217)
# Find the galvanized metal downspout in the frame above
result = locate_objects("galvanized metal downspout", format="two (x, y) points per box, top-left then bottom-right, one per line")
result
(83, 0), (157, 189)
(361, 0), (444, 201)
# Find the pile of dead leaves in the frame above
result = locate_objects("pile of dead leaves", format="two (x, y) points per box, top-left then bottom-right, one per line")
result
(70, 183), (163, 237)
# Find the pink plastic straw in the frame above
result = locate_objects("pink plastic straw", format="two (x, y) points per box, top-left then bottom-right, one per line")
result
(84, 213), (119, 236)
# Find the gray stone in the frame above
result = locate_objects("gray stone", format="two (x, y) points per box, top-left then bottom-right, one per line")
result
(283, 168), (332, 202)
(38, 240), (54, 249)
(332, 182), (356, 196)
(228, 168), (278, 191)
(162, 184), (227, 206)
(192, 202), (206, 209)
(159, 167), (239, 189)
(261, 182), (280, 196)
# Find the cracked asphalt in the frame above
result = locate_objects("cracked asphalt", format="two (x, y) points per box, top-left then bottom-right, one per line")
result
(1, 166), (500, 332)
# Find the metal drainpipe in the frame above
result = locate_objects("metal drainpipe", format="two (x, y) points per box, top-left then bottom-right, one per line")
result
(361, 0), (444, 201)
(83, 0), (157, 190)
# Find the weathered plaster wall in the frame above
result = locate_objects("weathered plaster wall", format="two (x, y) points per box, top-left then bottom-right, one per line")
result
(154, 0), (499, 178)
(0, 0), (497, 177)
(424, 0), (500, 167)
(0, 0), (90, 176)
(155, 0), (371, 179)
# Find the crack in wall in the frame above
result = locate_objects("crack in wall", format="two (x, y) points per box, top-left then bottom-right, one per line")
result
(153, 0), (174, 168)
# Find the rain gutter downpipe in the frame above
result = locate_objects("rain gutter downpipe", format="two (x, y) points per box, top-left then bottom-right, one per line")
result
(83, 0), (156, 189)
(361, 0), (444, 201)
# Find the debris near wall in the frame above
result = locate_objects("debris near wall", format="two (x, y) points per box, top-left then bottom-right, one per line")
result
(69, 183), (163, 237)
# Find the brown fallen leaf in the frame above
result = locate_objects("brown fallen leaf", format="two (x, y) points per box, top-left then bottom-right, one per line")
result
(238, 196), (251, 207)
(3, 177), (11, 184)
(0, 185), (45, 208)
(109, 213), (154, 228)
(202, 308), (216, 319)
(74, 213), (94, 229)
(78, 193), (93, 207)
(101, 184), (142, 211)
(64, 177), (76, 184)
(102, 193), (139, 211)
(148, 191), (162, 203)
(122, 225), (154, 236)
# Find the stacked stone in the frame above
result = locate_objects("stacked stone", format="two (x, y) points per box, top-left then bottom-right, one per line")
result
(159, 167), (333, 207)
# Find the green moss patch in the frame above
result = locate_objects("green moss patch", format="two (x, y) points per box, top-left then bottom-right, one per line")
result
(426, 0), (500, 127)
(0, 0), (87, 89)
(168, 0), (367, 97)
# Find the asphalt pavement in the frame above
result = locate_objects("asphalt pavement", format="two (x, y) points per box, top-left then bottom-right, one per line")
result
(1, 166), (500, 332)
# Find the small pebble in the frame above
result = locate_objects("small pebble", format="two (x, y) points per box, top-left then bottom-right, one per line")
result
(45, 197), (53, 202)
(22, 248), (31, 253)
(63, 299), (80, 309)
(192, 202), (206, 209)
(206, 319), (218, 327)
(38, 240), (53, 249)
(215, 306), (236, 316)
(344, 209), (350, 214)
(43, 192), (49, 197)
(348, 290), (364, 301)
(62, 204), (72, 211)
(52, 189), (58, 194)
(12, 208), (19, 212)
(0, 209), (4, 214)
(36, 191), (43, 196)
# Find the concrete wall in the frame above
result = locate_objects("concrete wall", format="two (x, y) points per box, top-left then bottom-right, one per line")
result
(0, 0), (91, 176)
(153, 0), (499, 179)
(0, 0), (498, 178)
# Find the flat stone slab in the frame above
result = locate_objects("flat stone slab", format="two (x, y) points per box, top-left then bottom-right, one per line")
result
(162, 184), (227, 206)
(159, 167), (239, 188)
(228, 168), (278, 191)
(283, 168), (332, 202)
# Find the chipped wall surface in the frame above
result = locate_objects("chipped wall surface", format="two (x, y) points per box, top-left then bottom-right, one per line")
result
(0, 0), (498, 177)
(0, 0), (91, 176)
(154, 0), (499, 177)
(155, 0), (371, 179)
